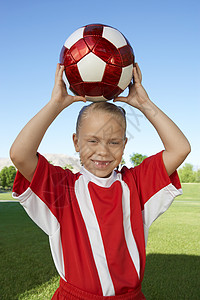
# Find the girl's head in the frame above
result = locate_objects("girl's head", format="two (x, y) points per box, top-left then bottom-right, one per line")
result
(75, 101), (127, 137)
(73, 102), (127, 178)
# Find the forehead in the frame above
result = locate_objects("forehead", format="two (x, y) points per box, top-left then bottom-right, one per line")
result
(79, 111), (125, 138)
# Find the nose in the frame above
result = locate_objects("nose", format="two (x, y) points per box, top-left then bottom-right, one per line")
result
(96, 142), (109, 156)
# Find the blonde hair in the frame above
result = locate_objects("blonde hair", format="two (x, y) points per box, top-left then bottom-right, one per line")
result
(76, 101), (126, 137)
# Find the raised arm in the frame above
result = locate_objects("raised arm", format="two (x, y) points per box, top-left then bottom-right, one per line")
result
(10, 64), (86, 182)
(114, 63), (191, 176)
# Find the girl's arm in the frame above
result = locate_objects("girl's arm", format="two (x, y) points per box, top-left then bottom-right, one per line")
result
(10, 64), (86, 182)
(114, 63), (191, 176)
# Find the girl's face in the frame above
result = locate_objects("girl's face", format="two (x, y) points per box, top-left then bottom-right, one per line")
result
(73, 110), (127, 178)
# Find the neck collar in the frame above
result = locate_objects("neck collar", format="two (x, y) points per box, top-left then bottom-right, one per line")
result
(80, 166), (119, 188)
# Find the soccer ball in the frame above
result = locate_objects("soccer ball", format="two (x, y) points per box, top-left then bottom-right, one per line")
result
(59, 24), (135, 102)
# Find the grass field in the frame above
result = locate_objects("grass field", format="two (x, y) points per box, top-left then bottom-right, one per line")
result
(0, 184), (200, 299)
(0, 192), (13, 200)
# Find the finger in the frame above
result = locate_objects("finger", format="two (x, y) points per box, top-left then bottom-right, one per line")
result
(74, 96), (87, 103)
(135, 63), (142, 82)
(55, 63), (60, 79)
(133, 66), (141, 84)
(58, 65), (65, 81)
(113, 96), (127, 102)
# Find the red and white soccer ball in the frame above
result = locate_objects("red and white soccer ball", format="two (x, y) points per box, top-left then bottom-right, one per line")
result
(60, 24), (135, 102)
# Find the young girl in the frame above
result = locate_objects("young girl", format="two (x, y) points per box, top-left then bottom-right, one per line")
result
(10, 63), (190, 299)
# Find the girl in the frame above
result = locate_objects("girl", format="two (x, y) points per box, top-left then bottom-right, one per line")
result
(10, 63), (190, 299)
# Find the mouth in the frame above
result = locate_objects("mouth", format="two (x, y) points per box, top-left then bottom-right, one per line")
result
(91, 160), (112, 169)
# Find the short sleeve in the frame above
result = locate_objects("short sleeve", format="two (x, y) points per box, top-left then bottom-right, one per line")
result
(130, 151), (182, 228)
(12, 153), (76, 235)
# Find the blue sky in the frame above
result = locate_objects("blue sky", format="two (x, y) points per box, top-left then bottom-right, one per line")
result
(1, 0), (199, 168)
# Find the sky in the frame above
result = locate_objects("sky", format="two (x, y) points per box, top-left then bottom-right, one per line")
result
(0, 0), (200, 169)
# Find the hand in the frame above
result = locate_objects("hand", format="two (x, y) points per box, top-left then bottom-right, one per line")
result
(50, 64), (86, 109)
(114, 63), (150, 109)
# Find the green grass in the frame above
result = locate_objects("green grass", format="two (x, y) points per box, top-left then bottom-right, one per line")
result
(0, 192), (13, 200)
(0, 184), (200, 299)
(0, 203), (59, 300)
(143, 184), (200, 299)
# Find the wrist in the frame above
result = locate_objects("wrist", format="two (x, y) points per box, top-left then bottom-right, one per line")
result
(127, 96), (151, 111)
(138, 99), (158, 116)
(130, 97), (158, 119)
(48, 98), (67, 114)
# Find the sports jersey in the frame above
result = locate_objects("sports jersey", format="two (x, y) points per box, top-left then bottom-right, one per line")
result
(12, 151), (182, 298)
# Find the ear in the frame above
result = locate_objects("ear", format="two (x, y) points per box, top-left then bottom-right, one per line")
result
(124, 137), (128, 149)
(73, 133), (79, 152)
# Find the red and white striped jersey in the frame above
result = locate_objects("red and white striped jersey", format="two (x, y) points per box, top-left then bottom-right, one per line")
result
(12, 151), (182, 297)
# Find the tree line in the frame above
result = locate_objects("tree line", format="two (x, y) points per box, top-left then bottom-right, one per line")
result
(0, 166), (17, 191)
(129, 153), (200, 183)
(0, 154), (199, 191)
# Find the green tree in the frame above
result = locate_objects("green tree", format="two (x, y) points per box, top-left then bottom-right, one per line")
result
(0, 168), (7, 189)
(196, 169), (200, 183)
(178, 163), (196, 183)
(130, 153), (148, 167)
(7, 166), (17, 188)
(0, 166), (16, 190)
(63, 164), (74, 171)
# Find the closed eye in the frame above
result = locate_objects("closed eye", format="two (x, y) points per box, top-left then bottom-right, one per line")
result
(109, 141), (120, 145)
(88, 140), (98, 144)
(109, 140), (124, 146)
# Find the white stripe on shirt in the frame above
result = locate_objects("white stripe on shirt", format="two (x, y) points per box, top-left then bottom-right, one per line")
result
(75, 175), (115, 296)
